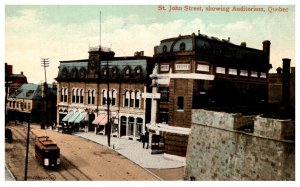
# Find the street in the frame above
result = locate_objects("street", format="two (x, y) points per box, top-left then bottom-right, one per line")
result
(5, 123), (162, 181)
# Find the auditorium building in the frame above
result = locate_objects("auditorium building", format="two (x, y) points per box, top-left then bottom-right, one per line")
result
(146, 31), (271, 160)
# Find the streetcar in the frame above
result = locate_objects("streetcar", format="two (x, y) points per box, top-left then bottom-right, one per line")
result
(35, 136), (60, 168)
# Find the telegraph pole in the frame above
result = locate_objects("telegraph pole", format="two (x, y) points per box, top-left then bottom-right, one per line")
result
(41, 58), (49, 129)
(41, 58), (49, 84)
(106, 60), (111, 147)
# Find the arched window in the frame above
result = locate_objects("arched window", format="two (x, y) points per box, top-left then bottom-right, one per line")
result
(111, 67), (118, 78)
(111, 90), (116, 106)
(124, 67), (130, 77)
(102, 90), (107, 105)
(163, 45), (167, 53)
(135, 67), (142, 77)
(79, 68), (86, 78)
(135, 90), (140, 108)
(62, 67), (68, 78)
(76, 89), (79, 103)
(180, 42), (186, 51)
(130, 91), (135, 107)
(124, 90), (129, 107)
(91, 90), (95, 104)
(64, 88), (68, 102)
(72, 89), (76, 103)
(60, 88), (64, 102)
(80, 89), (84, 103)
(103, 68), (107, 76)
(72, 68), (78, 78)
(128, 117), (134, 136)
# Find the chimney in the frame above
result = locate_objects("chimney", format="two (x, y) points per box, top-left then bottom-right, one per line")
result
(276, 67), (282, 74)
(140, 51), (144, 56)
(262, 40), (271, 62)
(282, 58), (291, 107)
(21, 71), (23, 75)
(198, 30), (200, 35)
(240, 42), (246, 47)
(154, 46), (158, 55)
(228, 37), (230, 42)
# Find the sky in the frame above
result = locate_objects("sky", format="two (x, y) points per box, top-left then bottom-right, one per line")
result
(4, 3), (295, 84)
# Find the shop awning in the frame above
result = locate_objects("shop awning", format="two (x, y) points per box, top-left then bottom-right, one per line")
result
(62, 111), (74, 122)
(92, 114), (108, 125)
(68, 112), (81, 123)
(74, 112), (87, 123)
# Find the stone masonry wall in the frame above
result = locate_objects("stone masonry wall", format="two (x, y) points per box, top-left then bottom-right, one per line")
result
(184, 109), (295, 180)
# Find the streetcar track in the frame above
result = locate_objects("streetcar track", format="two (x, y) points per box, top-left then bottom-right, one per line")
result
(7, 125), (91, 181)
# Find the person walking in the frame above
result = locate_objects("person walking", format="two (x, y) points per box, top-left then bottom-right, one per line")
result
(143, 131), (149, 149)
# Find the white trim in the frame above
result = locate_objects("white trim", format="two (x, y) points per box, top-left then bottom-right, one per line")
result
(146, 123), (190, 135)
(164, 153), (186, 163)
(197, 64), (210, 72)
(260, 72), (267, 78)
(170, 73), (214, 80)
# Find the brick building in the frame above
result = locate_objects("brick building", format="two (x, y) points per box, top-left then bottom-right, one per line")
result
(147, 32), (271, 160)
(56, 47), (154, 139)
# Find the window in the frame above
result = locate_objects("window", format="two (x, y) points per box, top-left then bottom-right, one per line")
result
(159, 109), (169, 124)
(130, 91), (135, 107)
(228, 68), (237, 75)
(135, 67), (141, 77)
(135, 90), (140, 108)
(64, 88), (68, 102)
(251, 71), (258, 77)
(80, 89), (83, 103)
(128, 117), (134, 136)
(136, 118), (143, 136)
(125, 67), (130, 77)
(163, 45), (167, 53)
(102, 90), (107, 105)
(91, 90), (95, 104)
(197, 64), (210, 72)
(260, 72), (267, 78)
(175, 64), (190, 71)
(60, 88), (64, 102)
(124, 90), (129, 107)
(112, 67), (118, 77)
(160, 64), (169, 72)
(76, 89), (79, 103)
(28, 103), (31, 109)
(177, 96), (184, 111)
(240, 70), (248, 76)
(180, 42), (186, 51)
(88, 90), (91, 104)
(160, 87), (169, 103)
(103, 68), (107, 76)
(111, 90), (116, 106)
(216, 67), (225, 74)
(72, 89), (76, 103)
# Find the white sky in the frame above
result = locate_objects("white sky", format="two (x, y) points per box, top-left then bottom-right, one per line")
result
(4, 2), (296, 83)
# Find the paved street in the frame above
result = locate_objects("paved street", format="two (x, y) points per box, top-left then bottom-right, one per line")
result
(5, 123), (185, 181)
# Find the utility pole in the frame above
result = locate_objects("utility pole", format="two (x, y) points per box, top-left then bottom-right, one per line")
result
(24, 119), (30, 181)
(41, 58), (49, 129)
(106, 60), (111, 147)
(41, 58), (49, 84)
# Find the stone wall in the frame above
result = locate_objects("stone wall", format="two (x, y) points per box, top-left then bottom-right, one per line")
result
(184, 109), (295, 180)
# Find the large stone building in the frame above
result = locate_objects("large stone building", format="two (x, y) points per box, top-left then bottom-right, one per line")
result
(56, 47), (154, 139)
(147, 31), (271, 160)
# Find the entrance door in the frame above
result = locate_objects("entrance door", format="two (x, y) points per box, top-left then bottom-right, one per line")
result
(89, 114), (95, 131)
(120, 116), (127, 136)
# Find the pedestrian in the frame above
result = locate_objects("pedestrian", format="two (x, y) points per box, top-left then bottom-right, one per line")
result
(143, 131), (149, 149)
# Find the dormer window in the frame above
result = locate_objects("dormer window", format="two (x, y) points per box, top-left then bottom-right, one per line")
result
(163, 45), (167, 53)
(124, 67), (130, 77)
(103, 68), (107, 76)
(135, 67), (142, 77)
(180, 42), (186, 51)
(112, 67), (118, 77)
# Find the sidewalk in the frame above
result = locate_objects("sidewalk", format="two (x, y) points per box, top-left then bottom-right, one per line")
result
(73, 131), (186, 169)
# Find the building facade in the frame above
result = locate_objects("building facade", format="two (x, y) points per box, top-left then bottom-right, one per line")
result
(56, 48), (154, 139)
(147, 32), (271, 160)
(6, 83), (57, 124)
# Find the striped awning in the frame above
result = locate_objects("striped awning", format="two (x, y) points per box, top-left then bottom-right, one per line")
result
(68, 112), (81, 123)
(62, 111), (74, 122)
(92, 114), (108, 126)
(74, 112), (87, 123)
